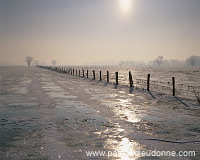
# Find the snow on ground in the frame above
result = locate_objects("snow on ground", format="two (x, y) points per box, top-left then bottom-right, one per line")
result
(0, 66), (200, 160)
(76, 66), (200, 102)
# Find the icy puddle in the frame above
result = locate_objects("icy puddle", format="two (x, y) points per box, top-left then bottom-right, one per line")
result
(48, 98), (144, 160)
(85, 87), (200, 159)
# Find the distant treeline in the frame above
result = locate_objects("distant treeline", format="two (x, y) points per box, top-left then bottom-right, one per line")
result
(119, 55), (200, 67)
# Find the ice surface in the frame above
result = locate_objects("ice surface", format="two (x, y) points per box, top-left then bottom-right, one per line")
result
(0, 66), (199, 160)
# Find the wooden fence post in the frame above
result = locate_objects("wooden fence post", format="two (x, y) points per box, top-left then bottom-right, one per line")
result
(129, 71), (133, 87)
(79, 70), (80, 77)
(100, 71), (102, 81)
(172, 77), (175, 96)
(73, 69), (74, 75)
(87, 70), (88, 78)
(76, 69), (77, 76)
(115, 72), (118, 85)
(82, 69), (84, 77)
(93, 70), (95, 79)
(107, 71), (109, 83)
(147, 74), (150, 91)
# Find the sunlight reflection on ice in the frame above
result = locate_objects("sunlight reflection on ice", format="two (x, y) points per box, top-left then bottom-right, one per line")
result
(104, 97), (141, 123)
(120, 110), (140, 123)
(104, 124), (141, 159)
(118, 137), (139, 160)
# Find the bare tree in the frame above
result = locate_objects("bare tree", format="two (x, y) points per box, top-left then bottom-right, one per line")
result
(186, 55), (200, 67)
(51, 60), (57, 66)
(25, 56), (33, 66)
(155, 55), (164, 66)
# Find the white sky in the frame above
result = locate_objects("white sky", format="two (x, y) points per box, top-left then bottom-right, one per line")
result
(1, 0), (200, 65)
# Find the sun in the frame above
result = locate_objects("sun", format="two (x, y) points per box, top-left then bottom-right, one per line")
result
(119, 0), (132, 14)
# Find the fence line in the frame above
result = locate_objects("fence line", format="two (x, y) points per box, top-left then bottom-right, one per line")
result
(38, 66), (200, 103)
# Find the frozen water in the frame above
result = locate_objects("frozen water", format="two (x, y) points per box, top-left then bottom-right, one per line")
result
(0, 66), (199, 160)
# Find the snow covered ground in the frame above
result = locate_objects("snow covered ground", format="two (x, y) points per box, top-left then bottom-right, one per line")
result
(73, 66), (200, 102)
(0, 66), (200, 160)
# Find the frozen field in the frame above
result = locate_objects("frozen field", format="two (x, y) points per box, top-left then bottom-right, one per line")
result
(0, 66), (200, 160)
(68, 66), (200, 102)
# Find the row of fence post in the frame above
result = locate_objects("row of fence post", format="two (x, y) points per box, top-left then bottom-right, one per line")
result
(68, 68), (176, 96)
(41, 66), (176, 96)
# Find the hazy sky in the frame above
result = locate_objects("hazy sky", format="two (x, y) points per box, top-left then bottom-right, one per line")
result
(1, 0), (200, 65)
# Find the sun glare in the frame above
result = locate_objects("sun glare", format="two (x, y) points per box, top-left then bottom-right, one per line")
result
(119, 0), (132, 14)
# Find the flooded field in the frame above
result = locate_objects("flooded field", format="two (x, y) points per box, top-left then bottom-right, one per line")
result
(0, 66), (200, 160)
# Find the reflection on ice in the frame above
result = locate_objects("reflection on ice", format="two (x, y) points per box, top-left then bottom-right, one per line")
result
(48, 92), (76, 99)
(116, 98), (132, 105)
(121, 110), (140, 123)
(104, 97), (141, 123)
(103, 123), (141, 159)
(118, 137), (140, 160)
(93, 131), (102, 135)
